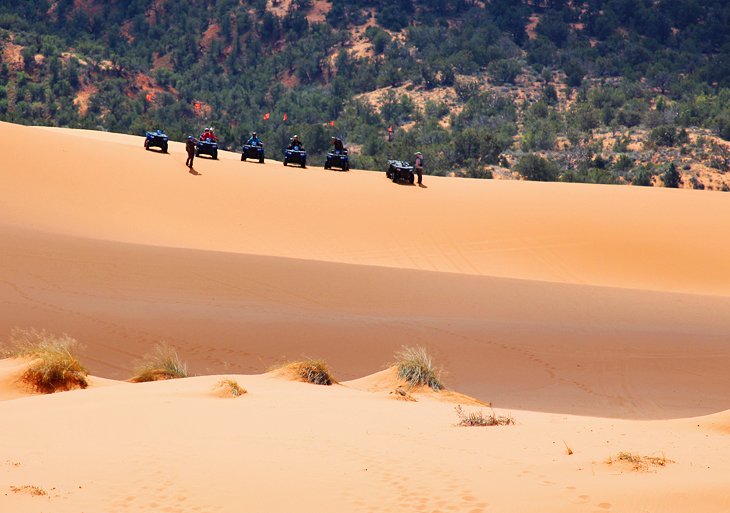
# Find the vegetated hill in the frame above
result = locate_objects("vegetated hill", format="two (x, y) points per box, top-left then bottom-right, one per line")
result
(1, 0), (730, 189)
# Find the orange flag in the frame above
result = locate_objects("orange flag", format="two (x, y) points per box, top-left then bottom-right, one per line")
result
(283, 113), (288, 122)
(263, 112), (270, 120)
(329, 120), (335, 126)
(145, 93), (154, 102)
(194, 102), (201, 110)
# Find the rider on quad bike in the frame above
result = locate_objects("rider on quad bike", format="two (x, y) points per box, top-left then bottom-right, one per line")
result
(200, 127), (218, 142)
(246, 132), (262, 146)
(288, 135), (304, 150)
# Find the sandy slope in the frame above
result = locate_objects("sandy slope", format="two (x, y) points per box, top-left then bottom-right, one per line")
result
(0, 371), (729, 513)
(2, 122), (730, 512)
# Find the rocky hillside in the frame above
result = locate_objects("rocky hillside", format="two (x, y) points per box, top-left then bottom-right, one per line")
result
(1, 0), (729, 188)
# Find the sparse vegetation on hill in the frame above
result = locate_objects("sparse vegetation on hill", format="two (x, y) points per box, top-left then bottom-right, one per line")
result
(606, 452), (673, 472)
(454, 405), (514, 427)
(1, 1), (730, 187)
(3, 328), (88, 393)
(131, 343), (188, 382)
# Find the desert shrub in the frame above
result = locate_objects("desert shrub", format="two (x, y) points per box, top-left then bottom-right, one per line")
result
(282, 359), (335, 385)
(216, 378), (247, 397)
(661, 162), (682, 188)
(394, 346), (444, 390)
(631, 165), (655, 186)
(455, 405), (514, 426)
(131, 343), (188, 382)
(514, 154), (559, 181)
(4, 328), (88, 393)
(648, 125), (677, 147)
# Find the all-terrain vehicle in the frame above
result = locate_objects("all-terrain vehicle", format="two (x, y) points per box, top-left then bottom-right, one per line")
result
(144, 130), (169, 153)
(241, 143), (265, 163)
(386, 159), (415, 184)
(283, 146), (307, 168)
(324, 150), (349, 171)
(196, 138), (218, 160)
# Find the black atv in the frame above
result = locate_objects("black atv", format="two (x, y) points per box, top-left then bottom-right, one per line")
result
(324, 150), (349, 171)
(283, 146), (307, 168)
(144, 130), (169, 153)
(241, 143), (265, 163)
(386, 160), (415, 184)
(196, 138), (218, 160)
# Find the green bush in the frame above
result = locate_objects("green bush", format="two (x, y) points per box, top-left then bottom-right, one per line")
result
(515, 154), (559, 181)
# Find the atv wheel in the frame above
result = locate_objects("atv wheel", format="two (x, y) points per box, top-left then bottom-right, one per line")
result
(283, 159), (288, 166)
(241, 154), (245, 161)
(162, 143), (168, 153)
(259, 157), (264, 164)
(212, 150), (218, 160)
(409, 173), (415, 184)
(144, 140), (149, 150)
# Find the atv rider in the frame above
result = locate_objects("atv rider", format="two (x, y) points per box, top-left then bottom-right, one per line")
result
(246, 132), (262, 147)
(330, 136), (346, 154)
(288, 135), (304, 150)
(200, 127), (218, 142)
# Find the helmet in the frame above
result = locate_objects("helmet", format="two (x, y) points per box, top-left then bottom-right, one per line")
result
(187, 135), (193, 140)
(156, 129), (162, 134)
(252, 132), (257, 136)
(415, 151), (422, 155)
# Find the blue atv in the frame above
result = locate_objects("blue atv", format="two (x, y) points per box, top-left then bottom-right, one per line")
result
(324, 150), (349, 171)
(283, 146), (307, 168)
(386, 160), (415, 184)
(144, 130), (169, 153)
(241, 143), (265, 163)
(196, 138), (218, 160)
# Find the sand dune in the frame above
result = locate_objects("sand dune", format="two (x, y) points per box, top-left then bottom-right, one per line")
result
(5, 122), (730, 295)
(1, 368), (729, 513)
(2, 121), (730, 512)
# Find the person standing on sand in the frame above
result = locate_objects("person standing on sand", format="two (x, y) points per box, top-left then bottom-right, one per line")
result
(185, 135), (197, 168)
(414, 151), (424, 185)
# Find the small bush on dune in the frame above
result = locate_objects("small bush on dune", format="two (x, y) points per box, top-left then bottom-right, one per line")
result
(454, 405), (514, 427)
(216, 378), (247, 397)
(4, 328), (88, 393)
(131, 343), (188, 382)
(279, 359), (335, 385)
(394, 346), (444, 390)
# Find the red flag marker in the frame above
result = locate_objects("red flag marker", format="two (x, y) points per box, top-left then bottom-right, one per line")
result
(283, 113), (288, 122)
(263, 112), (270, 120)
(329, 120), (335, 127)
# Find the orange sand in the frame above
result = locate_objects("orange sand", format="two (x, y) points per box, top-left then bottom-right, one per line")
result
(1, 121), (729, 512)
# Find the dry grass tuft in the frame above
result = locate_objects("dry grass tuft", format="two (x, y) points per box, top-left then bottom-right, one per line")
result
(3, 328), (88, 393)
(455, 405), (515, 427)
(278, 359), (336, 385)
(394, 346), (444, 390)
(563, 441), (574, 455)
(131, 343), (188, 382)
(10, 485), (47, 496)
(606, 451), (673, 471)
(216, 378), (247, 397)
